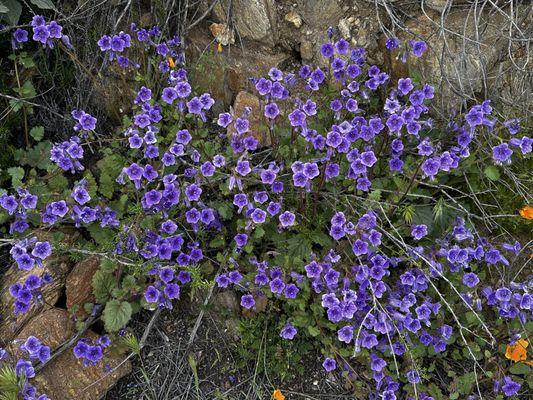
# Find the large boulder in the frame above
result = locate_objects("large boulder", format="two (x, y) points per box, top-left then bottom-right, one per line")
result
(389, 5), (529, 110)
(9, 308), (131, 399)
(32, 334), (131, 400)
(212, 0), (278, 46)
(0, 255), (73, 342)
(66, 255), (101, 318)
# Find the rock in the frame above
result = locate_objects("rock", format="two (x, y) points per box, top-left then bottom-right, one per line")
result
(33, 331), (131, 400)
(285, 11), (303, 29)
(390, 6), (529, 109)
(231, 91), (270, 146)
(213, 0), (278, 46)
(338, 18), (352, 39)
(9, 307), (129, 399)
(186, 26), (289, 109)
(190, 289), (241, 340)
(212, 291), (240, 314)
(0, 256), (74, 343)
(66, 256), (101, 317)
(0, 229), (79, 343)
(13, 308), (75, 350)
(425, 0), (472, 12)
(209, 23), (235, 46)
(300, 39), (314, 61)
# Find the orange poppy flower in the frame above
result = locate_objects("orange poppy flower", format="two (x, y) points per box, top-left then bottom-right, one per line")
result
(217, 43), (223, 53)
(518, 205), (533, 220)
(273, 389), (285, 400)
(505, 338), (528, 362)
(167, 57), (175, 68)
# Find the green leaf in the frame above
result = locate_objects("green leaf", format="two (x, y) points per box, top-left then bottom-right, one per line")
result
(307, 325), (320, 337)
(509, 362), (530, 375)
(0, 2), (9, 13)
(7, 166), (24, 187)
(0, 0), (21, 24)
(484, 165), (500, 181)
(29, 126), (44, 142)
(102, 300), (132, 332)
(92, 270), (117, 303)
(29, 0), (55, 9)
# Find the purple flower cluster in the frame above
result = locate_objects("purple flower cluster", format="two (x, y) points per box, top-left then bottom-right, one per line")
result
(73, 335), (110, 366)
(0, 336), (51, 399)
(12, 15), (71, 50)
(50, 136), (84, 173)
(98, 23), (182, 69)
(143, 266), (188, 308)
(0, 188), (38, 234)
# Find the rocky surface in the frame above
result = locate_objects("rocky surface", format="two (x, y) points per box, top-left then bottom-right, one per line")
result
(66, 255), (101, 318)
(0, 255), (73, 342)
(192, 0), (530, 113)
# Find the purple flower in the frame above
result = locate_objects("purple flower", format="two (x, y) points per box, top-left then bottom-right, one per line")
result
(410, 40), (427, 57)
(492, 143), (513, 164)
(421, 158), (440, 178)
(411, 225), (428, 240)
(305, 261), (322, 278)
(0, 195), (18, 214)
(86, 346), (103, 363)
(502, 376), (521, 397)
(217, 113), (233, 128)
(162, 87), (178, 104)
(240, 294), (255, 309)
(255, 78), (272, 96)
(279, 211), (295, 228)
(320, 42), (335, 58)
(338, 326), (354, 343)
(33, 25), (50, 44)
(284, 283), (299, 299)
(352, 239), (368, 256)
(264, 103), (279, 119)
(235, 161), (251, 176)
(288, 109), (306, 127)
(280, 323), (297, 340)
(185, 184), (202, 201)
(397, 78), (413, 95)
(164, 283), (180, 299)
(73, 341), (89, 358)
(385, 37), (400, 50)
(31, 241), (52, 259)
(251, 208), (267, 224)
(462, 272), (479, 288)
(13, 28), (29, 44)
(144, 190), (162, 207)
(322, 357), (336, 372)
(144, 286), (160, 303)
(370, 353), (387, 372)
(234, 233), (248, 248)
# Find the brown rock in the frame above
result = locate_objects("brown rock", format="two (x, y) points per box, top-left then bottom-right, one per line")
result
(209, 23), (235, 46)
(9, 307), (131, 400)
(231, 91), (270, 146)
(33, 332), (131, 400)
(285, 11), (303, 29)
(66, 256), (101, 317)
(14, 308), (75, 350)
(186, 26), (289, 110)
(0, 256), (74, 343)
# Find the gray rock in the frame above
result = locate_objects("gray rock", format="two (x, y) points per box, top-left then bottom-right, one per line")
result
(392, 5), (530, 109)
(423, 0), (472, 12)
(214, 0), (278, 46)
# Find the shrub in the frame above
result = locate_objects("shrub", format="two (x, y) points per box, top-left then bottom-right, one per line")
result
(0, 16), (531, 400)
